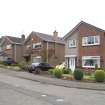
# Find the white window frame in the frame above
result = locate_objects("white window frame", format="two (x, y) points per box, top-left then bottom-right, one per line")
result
(33, 42), (42, 49)
(26, 45), (31, 49)
(82, 56), (100, 68)
(82, 35), (100, 46)
(6, 44), (12, 49)
(32, 56), (41, 63)
(68, 39), (76, 48)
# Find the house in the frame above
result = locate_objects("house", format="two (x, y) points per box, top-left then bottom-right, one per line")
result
(0, 35), (25, 62)
(23, 31), (65, 66)
(64, 21), (105, 72)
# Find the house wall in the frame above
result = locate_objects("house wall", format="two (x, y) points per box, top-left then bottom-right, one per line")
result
(78, 24), (105, 67)
(1, 37), (23, 62)
(24, 34), (43, 62)
(13, 44), (23, 62)
(2, 38), (14, 59)
(24, 33), (65, 66)
(65, 31), (79, 56)
(43, 41), (65, 66)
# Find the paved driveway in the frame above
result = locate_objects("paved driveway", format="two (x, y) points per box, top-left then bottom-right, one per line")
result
(0, 69), (105, 105)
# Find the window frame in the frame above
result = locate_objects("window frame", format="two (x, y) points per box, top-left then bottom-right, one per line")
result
(82, 56), (100, 68)
(82, 35), (100, 46)
(68, 39), (76, 48)
(32, 42), (42, 49)
(6, 44), (12, 49)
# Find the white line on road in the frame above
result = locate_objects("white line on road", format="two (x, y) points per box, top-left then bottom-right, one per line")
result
(56, 98), (64, 102)
(41, 94), (47, 97)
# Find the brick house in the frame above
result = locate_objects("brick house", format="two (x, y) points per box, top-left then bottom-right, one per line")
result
(0, 35), (25, 62)
(64, 21), (105, 72)
(23, 31), (65, 66)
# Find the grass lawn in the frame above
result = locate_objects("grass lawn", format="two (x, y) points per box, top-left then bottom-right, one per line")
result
(62, 73), (95, 82)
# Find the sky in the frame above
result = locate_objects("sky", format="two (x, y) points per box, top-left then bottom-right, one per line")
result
(0, 0), (105, 38)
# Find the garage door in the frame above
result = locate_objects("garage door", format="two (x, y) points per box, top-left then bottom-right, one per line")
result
(32, 56), (41, 63)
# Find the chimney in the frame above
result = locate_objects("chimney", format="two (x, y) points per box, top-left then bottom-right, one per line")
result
(21, 34), (25, 41)
(53, 30), (58, 40)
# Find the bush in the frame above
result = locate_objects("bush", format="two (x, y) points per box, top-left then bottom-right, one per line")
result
(18, 61), (27, 70)
(73, 69), (84, 80)
(48, 69), (54, 75)
(94, 70), (105, 82)
(54, 68), (63, 78)
(62, 69), (70, 74)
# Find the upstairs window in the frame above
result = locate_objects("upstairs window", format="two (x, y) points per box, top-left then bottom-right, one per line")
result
(6, 44), (12, 49)
(33, 42), (42, 49)
(68, 40), (76, 48)
(82, 36), (100, 46)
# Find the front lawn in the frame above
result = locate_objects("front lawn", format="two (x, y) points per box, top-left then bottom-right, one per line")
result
(47, 68), (105, 83)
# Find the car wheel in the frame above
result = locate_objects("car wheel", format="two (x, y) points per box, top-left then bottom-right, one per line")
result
(35, 68), (41, 74)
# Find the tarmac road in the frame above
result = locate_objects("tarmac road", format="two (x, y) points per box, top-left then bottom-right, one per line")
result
(0, 69), (105, 105)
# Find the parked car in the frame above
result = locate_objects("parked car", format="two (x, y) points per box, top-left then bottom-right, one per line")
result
(27, 62), (54, 74)
(3, 58), (17, 65)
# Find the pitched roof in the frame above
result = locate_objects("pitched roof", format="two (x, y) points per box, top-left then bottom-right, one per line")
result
(6, 36), (22, 44)
(63, 21), (105, 40)
(25, 31), (64, 44)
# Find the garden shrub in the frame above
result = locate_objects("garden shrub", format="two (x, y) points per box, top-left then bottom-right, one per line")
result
(94, 70), (105, 82)
(18, 61), (27, 70)
(62, 68), (70, 74)
(73, 69), (84, 80)
(54, 68), (63, 78)
(48, 69), (54, 75)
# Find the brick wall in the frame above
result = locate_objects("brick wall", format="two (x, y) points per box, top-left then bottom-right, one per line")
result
(78, 23), (105, 67)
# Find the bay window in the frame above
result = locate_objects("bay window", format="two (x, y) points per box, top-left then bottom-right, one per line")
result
(82, 56), (100, 68)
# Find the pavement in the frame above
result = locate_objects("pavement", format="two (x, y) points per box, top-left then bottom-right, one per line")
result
(0, 68), (105, 105)
(0, 68), (105, 91)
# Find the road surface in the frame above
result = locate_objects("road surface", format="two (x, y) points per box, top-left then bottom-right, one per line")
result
(0, 70), (105, 105)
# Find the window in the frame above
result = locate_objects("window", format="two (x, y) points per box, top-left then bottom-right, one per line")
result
(33, 42), (42, 49)
(82, 36), (100, 46)
(6, 44), (12, 49)
(82, 56), (100, 68)
(68, 40), (76, 48)
(32, 56), (41, 63)
(26, 45), (31, 49)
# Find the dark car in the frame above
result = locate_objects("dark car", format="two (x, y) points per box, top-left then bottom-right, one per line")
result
(28, 62), (53, 73)
(3, 58), (17, 65)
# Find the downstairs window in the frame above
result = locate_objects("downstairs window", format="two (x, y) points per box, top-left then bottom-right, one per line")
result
(82, 56), (100, 68)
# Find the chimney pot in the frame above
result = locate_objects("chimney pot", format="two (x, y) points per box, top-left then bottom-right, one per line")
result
(21, 34), (25, 41)
(53, 30), (58, 40)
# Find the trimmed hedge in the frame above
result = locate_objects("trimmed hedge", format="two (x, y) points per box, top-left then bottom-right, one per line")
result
(94, 70), (105, 82)
(73, 69), (84, 80)
(54, 68), (63, 78)
(62, 69), (70, 74)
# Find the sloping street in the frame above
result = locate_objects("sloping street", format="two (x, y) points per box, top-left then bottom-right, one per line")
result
(0, 69), (105, 105)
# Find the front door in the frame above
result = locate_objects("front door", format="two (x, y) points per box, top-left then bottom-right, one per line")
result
(69, 57), (75, 72)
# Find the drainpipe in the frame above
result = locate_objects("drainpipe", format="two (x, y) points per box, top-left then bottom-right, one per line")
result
(46, 42), (49, 63)
(14, 44), (16, 62)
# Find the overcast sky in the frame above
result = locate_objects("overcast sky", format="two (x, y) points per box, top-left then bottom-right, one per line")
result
(0, 0), (105, 38)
